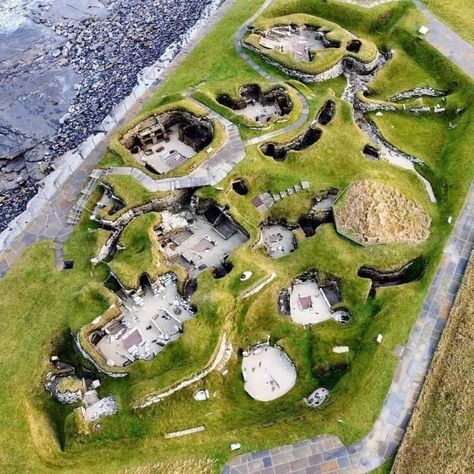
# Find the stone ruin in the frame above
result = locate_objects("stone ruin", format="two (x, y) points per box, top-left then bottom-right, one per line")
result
(304, 387), (330, 408)
(358, 256), (428, 297)
(156, 199), (248, 278)
(120, 110), (213, 174)
(278, 269), (350, 326)
(346, 39), (362, 53)
(232, 178), (249, 195)
(260, 123), (322, 161)
(261, 221), (297, 259)
(298, 189), (338, 237)
(253, 24), (340, 63)
(88, 272), (195, 369)
(92, 182), (126, 218)
(44, 357), (117, 423)
(241, 342), (297, 401)
(363, 144), (380, 159)
(217, 84), (292, 124)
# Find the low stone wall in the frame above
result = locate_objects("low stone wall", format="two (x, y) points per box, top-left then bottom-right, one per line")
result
(135, 333), (230, 408)
(75, 333), (128, 378)
(387, 87), (446, 102)
(243, 41), (382, 83)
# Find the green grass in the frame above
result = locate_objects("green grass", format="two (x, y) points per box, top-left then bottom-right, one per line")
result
(369, 111), (450, 169)
(0, 0), (473, 472)
(422, 0), (474, 45)
(108, 212), (161, 289)
(368, 47), (450, 98)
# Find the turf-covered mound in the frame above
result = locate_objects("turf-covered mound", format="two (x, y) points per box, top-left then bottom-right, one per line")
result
(333, 180), (431, 246)
(244, 13), (378, 79)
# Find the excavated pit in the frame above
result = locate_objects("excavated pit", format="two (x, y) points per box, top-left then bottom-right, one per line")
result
(363, 144), (380, 159)
(261, 220), (297, 258)
(217, 84), (292, 124)
(280, 268), (347, 326)
(232, 178), (249, 195)
(298, 189), (338, 237)
(298, 213), (333, 237)
(358, 256), (428, 297)
(346, 39), (362, 53)
(260, 125), (322, 161)
(120, 110), (213, 174)
(317, 100), (336, 125)
(316, 364), (349, 389)
(213, 258), (234, 279)
(184, 279), (198, 298)
(157, 198), (249, 279)
(254, 24), (340, 64)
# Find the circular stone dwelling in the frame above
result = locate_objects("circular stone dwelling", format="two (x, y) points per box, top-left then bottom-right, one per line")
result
(333, 180), (431, 246)
(242, 344), (296, 401)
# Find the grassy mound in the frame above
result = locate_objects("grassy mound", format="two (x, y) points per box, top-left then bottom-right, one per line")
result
(109, 212), (162, 289)
(333, 180), (431, 246)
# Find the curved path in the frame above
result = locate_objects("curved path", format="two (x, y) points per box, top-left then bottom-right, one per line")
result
(234, 0), (310, 146)
(101, 9), (312, 192)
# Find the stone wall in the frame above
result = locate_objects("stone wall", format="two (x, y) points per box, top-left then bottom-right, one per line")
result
(243, 41), (382, 83)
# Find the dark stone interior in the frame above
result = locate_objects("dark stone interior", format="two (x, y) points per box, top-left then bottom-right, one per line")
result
(317, 100), (336, 125)
(213, 258), (234, 279)
(217, 84), (293, 116)
(260, 125), (322, 161)
(358, 256), (428, 297)
(363, 144), (380, 159)
(232, 178), (249, 195)
(121, 110), (213, 155)
(346, 39), (362, 53)
(298, 212), (333, 237)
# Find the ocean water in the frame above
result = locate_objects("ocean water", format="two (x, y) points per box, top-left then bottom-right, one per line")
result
(0, 0), (51, 33)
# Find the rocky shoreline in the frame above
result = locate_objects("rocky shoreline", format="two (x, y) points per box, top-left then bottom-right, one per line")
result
(0, 0), (224, 231)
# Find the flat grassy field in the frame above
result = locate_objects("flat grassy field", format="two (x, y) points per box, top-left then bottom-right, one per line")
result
(393, 255), (474, 473)
(423, 0), (474, 46)
(0, 0), (473, 473)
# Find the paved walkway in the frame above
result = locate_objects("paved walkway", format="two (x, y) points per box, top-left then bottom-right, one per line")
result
(414, 0), (474, 78)
(102, 102), (246, 193)
(224, 183), (474, 473)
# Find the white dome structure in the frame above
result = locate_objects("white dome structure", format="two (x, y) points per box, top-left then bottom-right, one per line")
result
(242, 344), (296, 401)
